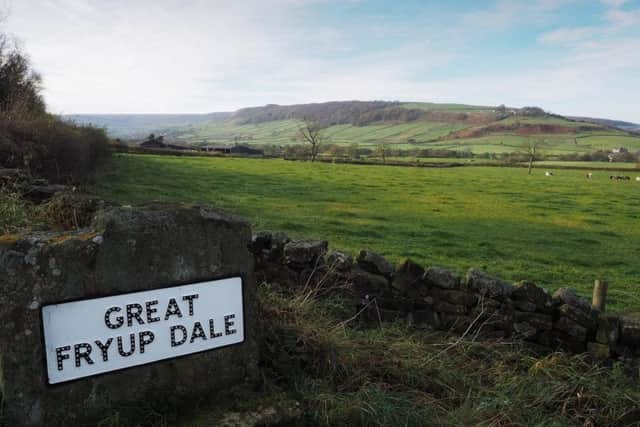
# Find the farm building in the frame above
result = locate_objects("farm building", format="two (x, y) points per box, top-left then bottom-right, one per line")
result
(140, 138), (167, 148)
(201, 145), (264, 156)
(608, 147), (632, 162)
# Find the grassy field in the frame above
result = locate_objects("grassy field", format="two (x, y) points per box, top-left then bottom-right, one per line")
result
(167, 118), (640, 156)
(96, 154), (640, 312)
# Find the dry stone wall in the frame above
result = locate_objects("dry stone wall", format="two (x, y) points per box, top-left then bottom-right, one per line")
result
(250, 231), (640, 373)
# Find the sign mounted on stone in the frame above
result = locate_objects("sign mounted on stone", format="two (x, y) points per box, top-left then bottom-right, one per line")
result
(0, 205), (259, 427)
(42, 277), (245, 384)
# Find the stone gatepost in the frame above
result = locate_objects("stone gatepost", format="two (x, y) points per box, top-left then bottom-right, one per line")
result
(0, 205), (259, 427)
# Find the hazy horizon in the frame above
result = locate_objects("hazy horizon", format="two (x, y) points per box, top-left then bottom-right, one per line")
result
(4, 0), (640, 122)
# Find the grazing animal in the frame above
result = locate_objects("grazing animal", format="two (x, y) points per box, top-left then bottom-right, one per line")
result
(636, 176), (640, 182)
(610, 175), (631, 180)
(586, 173), (593, 179)
(545, 171), (554, 176)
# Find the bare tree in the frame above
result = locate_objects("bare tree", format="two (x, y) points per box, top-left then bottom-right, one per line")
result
(298, 117), (325, 162)
(376, 141), (388, 164)
(523, 138), (543, 175)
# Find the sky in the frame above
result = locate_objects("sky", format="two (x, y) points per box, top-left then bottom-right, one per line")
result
(3, 0), (640, 122)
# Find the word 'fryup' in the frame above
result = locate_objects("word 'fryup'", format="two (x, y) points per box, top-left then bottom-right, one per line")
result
(54, 294), (237, 372)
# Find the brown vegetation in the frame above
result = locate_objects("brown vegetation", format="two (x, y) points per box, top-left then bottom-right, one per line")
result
(0, 32), (110, 184)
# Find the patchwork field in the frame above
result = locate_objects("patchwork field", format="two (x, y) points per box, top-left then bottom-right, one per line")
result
(96, 154), (640, 311)
(166, 118), (640, 156)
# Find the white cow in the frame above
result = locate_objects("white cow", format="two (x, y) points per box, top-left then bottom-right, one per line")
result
(636, 176), (640, 182)
(545, 171), (554, 176)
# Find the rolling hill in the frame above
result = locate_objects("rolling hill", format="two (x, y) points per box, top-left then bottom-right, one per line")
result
(67, 101), (640, 156)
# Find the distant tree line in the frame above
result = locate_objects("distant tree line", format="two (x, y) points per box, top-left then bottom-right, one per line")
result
(232, 101), (559, 129)
(232, 101), (397, 127)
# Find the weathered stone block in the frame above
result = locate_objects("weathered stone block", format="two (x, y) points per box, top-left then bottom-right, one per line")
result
(512, 281), (553, 313)
(552, 288), (591, 312)
(413, 309), (439, 328)
(326, 250), (353, 272)
(432, 288), (477, 307)
(595, 314), (620, 346)
(423, 267), (460, 290)
(440, 314), (473, 333)
(356, 250), (394, 278)
(554, 316), (587, 342)
(550, 331), (587, 353)
(513, 299), (537, 312)
(557, 304), (598, 331)
(284, 239), (328, 270)
(264, 231), (290, 263)
(474, 296), (502, 311)
(514, 311), (553, 331)
(513, 322), (537, 339)
(434, 301), (468, 315)
(471, 304), (514, 332)
(465, 268), (513, 300)
(249, 230), (272, 254)
(350, 268), (390, 297)
(0, 205), (259, 427)
(620, 313), (640, 347)
(391, 259), (425, 297)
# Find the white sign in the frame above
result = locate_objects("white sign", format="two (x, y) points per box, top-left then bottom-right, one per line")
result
(42, 277), (244, 384)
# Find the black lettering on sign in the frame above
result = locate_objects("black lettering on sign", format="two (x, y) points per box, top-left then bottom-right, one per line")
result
(170, 325), (187, 347)
(56, 345), (71, 371)
(117, 333), (136, 357)
(224, 314), (237, 335)
(105, 306), (124, 329)
(146, 300), (160, 323)
(139, 331), (155, 354)
(182, 294), (199, 316)
(126, 303), (145, 327)
(94, 338), (113, 362)
(164, 298), (183, 320)
(74, 343), (94, 367)
(209, 319), (222, 338)
(190, 321), (207, 343)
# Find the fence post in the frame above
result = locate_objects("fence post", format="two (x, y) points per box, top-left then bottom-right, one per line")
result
(592, 279), (608, 312)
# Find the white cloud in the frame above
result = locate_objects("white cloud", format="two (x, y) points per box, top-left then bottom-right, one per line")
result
(605, 7), (640, 26)
(600, 0), (628, 7)
(538, 27), (597, 45)
(1, 0), (638, 122)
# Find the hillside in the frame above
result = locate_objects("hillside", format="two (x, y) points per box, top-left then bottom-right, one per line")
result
(68, 101), (640, 155)
(568, 116), (640, 133)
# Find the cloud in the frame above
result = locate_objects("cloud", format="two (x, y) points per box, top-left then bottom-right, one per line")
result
(538, 27), (597, 45)
(605, 7), (640, 26)
(2, 0), (638, 122)
(600, 0), (628, 7)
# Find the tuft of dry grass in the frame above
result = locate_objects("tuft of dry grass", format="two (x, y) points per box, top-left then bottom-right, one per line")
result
(0, 188), (34, 234)
(258, 270), (640, 426)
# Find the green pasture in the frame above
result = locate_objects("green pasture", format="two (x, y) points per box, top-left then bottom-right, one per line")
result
(96, 154), (640, 311)
(534, 161), (640, 170)
(167, 116), (640, 157)
(170, 119), (466, 146)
